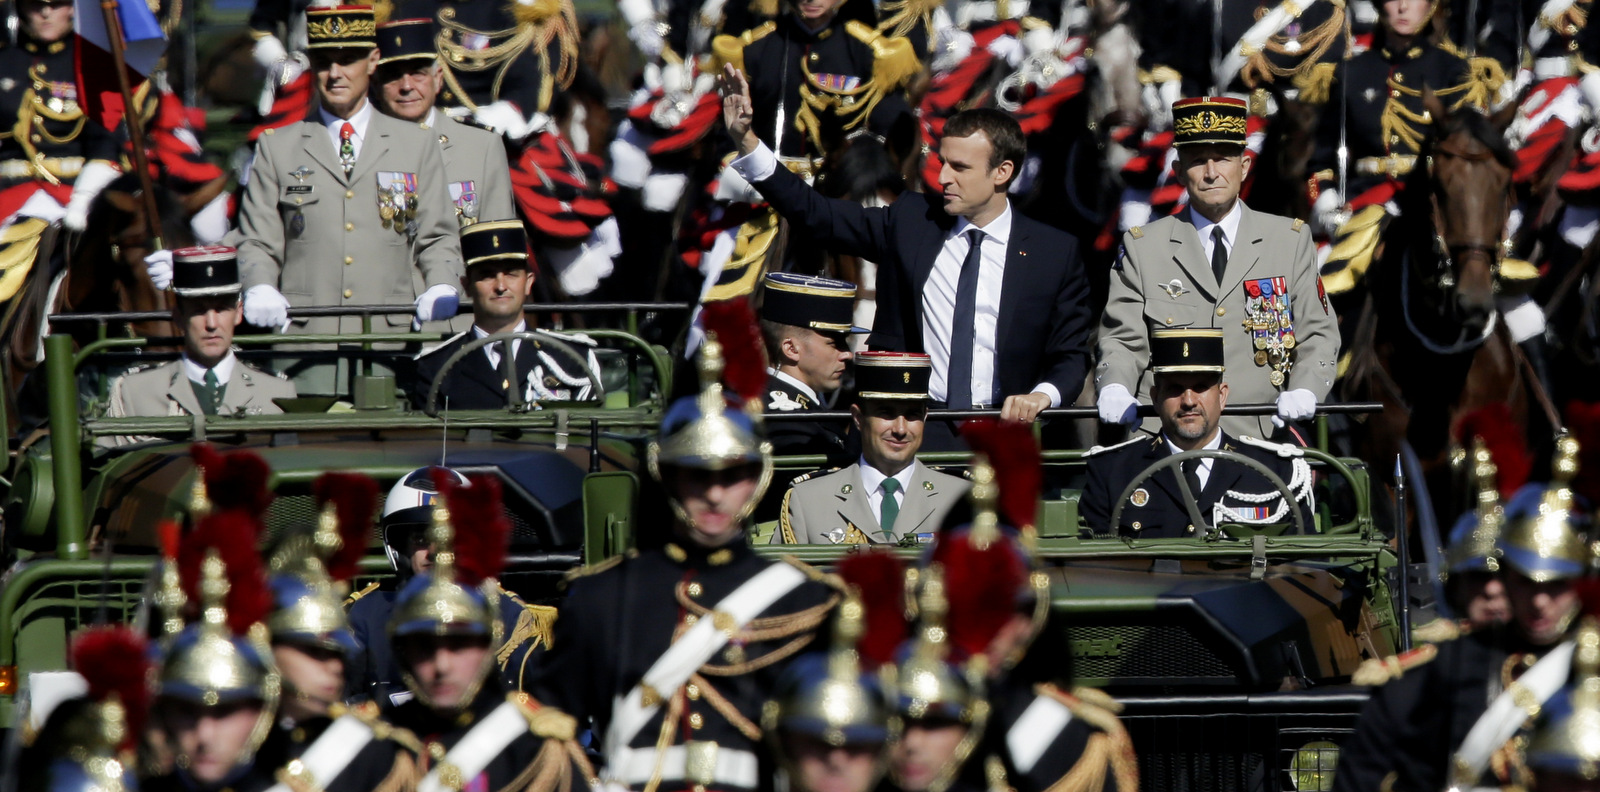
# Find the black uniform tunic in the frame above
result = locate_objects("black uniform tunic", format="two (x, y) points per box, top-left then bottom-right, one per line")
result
(0, 34), (118, 189)
(387, 683), (590, 791)
(251, 711), (419, 792)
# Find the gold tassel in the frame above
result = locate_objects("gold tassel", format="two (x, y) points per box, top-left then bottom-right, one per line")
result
(1294, 61), (1338, 104)
(876, 0), (942, 41)
(498, 603), (558, 665)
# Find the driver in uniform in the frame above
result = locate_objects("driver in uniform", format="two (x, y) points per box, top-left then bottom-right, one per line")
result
(407, 220), (601, 411)
(1082, 328), (1314, 538)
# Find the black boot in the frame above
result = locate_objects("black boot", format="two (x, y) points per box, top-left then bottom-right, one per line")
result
(1521, 332), (1558, 415)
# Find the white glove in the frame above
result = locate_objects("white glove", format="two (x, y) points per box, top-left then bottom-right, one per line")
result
(628, 20), (665, 60)
(63, 160), (121, 232)
(931, 9), (973, 73)
(1582, 71), (1600, 117)
(252, 33), (288, 71)
(189, 192), (231, 244)
(1311, 187), (1348, 237)
(473, 100), (550, 141)
(1273, 388), (1318, 428)
(243, 284), (291, 329)
(1021, 26), (1056, 57)
(144, 249), (174, 291)
(1096, 383), (1140, 425)
(986, 34), (1025, 67)
(414, 284), (460, 322)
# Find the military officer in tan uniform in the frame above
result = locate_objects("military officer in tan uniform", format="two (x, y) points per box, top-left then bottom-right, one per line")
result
(105, 246), (297, 437)
(233, 4), (463, 391)
(776, 351), (970, 545)
(1097, 96), (1339, 440)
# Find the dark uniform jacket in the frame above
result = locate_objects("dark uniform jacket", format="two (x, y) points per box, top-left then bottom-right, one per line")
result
(387, 683), (593, 792)
(408, 328), (599, 412)
(1311, 41), (1477, 200)
(763, 371), (849, 459)
(388, 0), (571, 115)
(251, 707), (420, 792)
(1136, 0), (1345, 95)
(531, 540), (842, 792)
(1081, 431), (1312, 538)
(986, 676), (1137, 792)
(1332, 628), (1555, 792)
(0, 34), (119, 187)
(347, 584), (550, 707)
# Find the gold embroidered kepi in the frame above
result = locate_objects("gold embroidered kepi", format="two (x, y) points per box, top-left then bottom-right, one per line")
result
(855, 351), (932, 401)
(1171, 96), (1249, 148)
(461, 220), (529, 267)
(376, 18), (436, 65)
(1150, 328), (1226, 373)
(306, 5), (377, 50)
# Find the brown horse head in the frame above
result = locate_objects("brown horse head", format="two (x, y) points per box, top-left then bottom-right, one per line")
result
(1418, 88), (1517, 328)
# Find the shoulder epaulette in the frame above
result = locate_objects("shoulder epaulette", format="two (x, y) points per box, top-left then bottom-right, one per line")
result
(414, 330), (470, 361)
(331, 700), (425, 753)
(509, 692), (579, 741)
(789, 467), (842, 488)
(711, 22), (776, 72)
(844, 20), (920, 90)
(1291, 218), (1306, 233)
(1351, 643), (1439, 686)
(1085, 434), (1146, 457)
(497, 603), (558, 667)
(1411, 617), (1466, 645)
(1237, 434), (1304, 458)
(344, 581), (381, 608)
(1128, 226), (1143, 239)
(563, 552), (628, 583)
(1034, 684), (1140, 791)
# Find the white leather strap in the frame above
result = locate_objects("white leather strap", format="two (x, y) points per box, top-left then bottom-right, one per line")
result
(1007, 694), (1074, 774)
(1451, 639), (1575, 787)
(602, 562), (809, 759)
(608, 744), (761, 788)
(264, 715), (376, 792)
(419, 701), (529, 792)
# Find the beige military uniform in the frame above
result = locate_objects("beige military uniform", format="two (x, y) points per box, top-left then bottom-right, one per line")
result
(1098, 203), (1339, 438)
(775, 461), (970, 544)
(101, 357), (297, 446)
(418, 111), (516, 334)
(235, 108), (463, 336)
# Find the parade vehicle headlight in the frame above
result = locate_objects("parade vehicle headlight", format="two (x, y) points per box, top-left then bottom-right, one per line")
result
(1287, 740), (1340, 792)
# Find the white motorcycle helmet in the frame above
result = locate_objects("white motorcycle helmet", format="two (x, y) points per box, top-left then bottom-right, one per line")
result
(381, 466), (471, 577)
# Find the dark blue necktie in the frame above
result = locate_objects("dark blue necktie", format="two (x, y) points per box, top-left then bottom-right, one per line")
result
(947, 228), (984, 409)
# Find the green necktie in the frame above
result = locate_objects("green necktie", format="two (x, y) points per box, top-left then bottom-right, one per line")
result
(199, 369), (221, 416)
(879, 478), (901, 540)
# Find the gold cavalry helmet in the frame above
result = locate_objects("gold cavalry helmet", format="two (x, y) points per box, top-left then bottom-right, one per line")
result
(889, 564), (987, 792)
(764, 595), (899, 752)
(266, 472), (380, 655)
(387, 469), (511, 709)
(1498, 435), (1590, 583)
(1446, 437), (1507, 576)
(34, 626), (150, 792)
(648, 299), (774, 522)
(1526, 617), (1600, 779)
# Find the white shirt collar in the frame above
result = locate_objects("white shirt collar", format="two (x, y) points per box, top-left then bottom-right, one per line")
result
(858, 456), (916, 497)
(473, 319), (527, 340)
(953, 200), (1013, 246)
(768, 367), (820, 404)
(1166, 430), (1224, 463)
(182, 351), (236, 386)
(1188, 201), (1243, 249)
(424, 107), (437, 128)
(318, 99), (373, 141)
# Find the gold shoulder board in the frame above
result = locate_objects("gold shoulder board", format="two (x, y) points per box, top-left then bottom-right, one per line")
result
(1129, 226), (1143, 239)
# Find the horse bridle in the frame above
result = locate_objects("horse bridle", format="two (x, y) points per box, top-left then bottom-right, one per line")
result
(1421, 141), (1514, 291)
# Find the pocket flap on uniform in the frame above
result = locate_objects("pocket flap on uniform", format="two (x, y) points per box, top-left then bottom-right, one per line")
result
(1143, 293), (1202, 329)
(279, 185), (320, 207)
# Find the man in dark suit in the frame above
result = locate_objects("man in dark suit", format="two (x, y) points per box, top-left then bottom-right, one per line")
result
(409, 221), (600, 411)
(1081, 329), (1314, 538)
(719, 66), (1092, 434)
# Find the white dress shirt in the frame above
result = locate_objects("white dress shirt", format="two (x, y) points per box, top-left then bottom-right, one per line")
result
(182, 352), (236, 387)
(730, 141), (1062, 407)
(1189, 202), (1243, 272)
(318, 100), (373, 161)
(858, 457), (915, 522)
(476, 319), (527, 370)
(1165, 431), (1224, 489)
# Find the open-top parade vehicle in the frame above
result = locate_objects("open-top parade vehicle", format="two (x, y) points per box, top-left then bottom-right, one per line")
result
(0, 306), (1398, 791)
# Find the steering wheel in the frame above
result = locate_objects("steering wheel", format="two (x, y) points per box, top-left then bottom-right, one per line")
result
(1107, 448), (1306, 537)
(425, 330), (604, 417)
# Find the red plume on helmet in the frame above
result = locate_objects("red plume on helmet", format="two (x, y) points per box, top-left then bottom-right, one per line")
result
(1566, 401), (1600, 504)
(699, 298), (767, 404)
(960, 418), (1043, 531)
(836, 550), (909, 668)
(70, 625), (150, 750)
(177, 509), (271, 635)
(190, 443), (275, 514)
(1454, 404), (1531, 499)
(313, 472), (379, 583)
(434, 470), (510, 587)
(932, 535), (1028, 663)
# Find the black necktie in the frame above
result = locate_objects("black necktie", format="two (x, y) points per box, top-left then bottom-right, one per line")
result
(1210, 226), (1228, 285)
(1183, 457), (1204, 497)
(947, 228), (984, 409)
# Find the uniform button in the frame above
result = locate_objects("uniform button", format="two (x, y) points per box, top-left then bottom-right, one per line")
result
(686, 683), (701, 701)
(1570, 39), (1580, 51)
(294, 197), (303, 205)
(1215, 307), (1226, 317)
(1393, 73), (1403, 83)
(344, 256), (353, 265)
(1165, 317), (1174, 325)
(29, 134), (39, 143)
(689, 713), (704, 730)
(1389, 135), (1399, 145)
(35, 64), (45, 74)
(808, 52), (818, 62)
(685, 614), (699, 627)
(1389, 89), (1400, 98)
(343, 288), (353, 299)
(345, 190), (355, 199)
(687, 582), (703, 598)
(345, 222), (354, 231)
(1131, 521), (1141, 531)
(1186, 524), (1195, 534)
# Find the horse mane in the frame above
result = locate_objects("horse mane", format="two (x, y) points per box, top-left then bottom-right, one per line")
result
(823, 134), (907, 204)
(1393, 106), (1516, 229)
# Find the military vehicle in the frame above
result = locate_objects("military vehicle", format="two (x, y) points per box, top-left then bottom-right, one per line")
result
(0, 307), (1397, 792)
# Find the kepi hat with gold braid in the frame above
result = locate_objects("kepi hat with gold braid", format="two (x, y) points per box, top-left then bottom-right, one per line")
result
(1171, 96), (1249, 148)
(306, 5), (377, 49)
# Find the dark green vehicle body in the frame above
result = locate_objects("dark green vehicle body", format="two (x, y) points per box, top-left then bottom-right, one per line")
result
(0, 321), (1397, 791)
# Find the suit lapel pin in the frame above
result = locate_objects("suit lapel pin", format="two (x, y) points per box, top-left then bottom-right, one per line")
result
(1162, 279), (1188, 299)
(841, 484), (853, 494)
(923, 480), (933, 491)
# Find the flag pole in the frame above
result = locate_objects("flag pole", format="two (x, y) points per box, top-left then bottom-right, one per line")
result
(97, 0), (163, 249)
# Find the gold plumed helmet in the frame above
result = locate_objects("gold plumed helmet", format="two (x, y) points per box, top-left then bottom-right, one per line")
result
(1446, 438), (1506, 576)
(387, 470), (511, 711)
(1499, 435), (1590, 583)
(764, 594), (900, 756)
(1526, 617), (1600, 779)
(266, 473), (379, 656)
(889, 565), (989, 792)
(31, 626), (150, 792)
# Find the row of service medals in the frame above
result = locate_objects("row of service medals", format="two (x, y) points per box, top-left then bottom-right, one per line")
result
(377, 171), (420, 239)
(1241, 276), (1295, 387)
